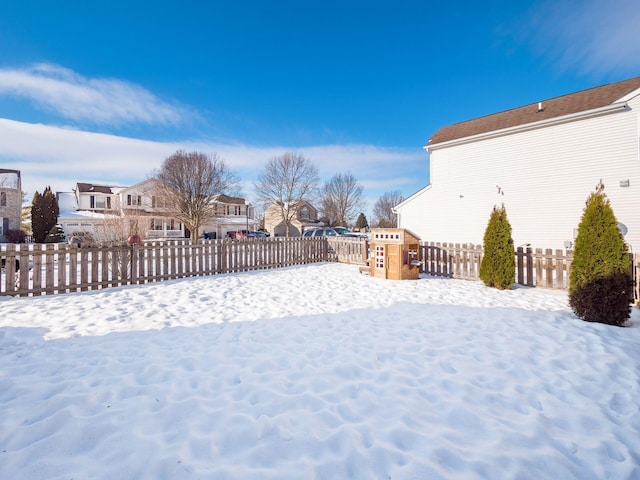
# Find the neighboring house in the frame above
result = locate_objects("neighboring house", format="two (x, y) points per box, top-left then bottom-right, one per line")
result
(117, 179), (184, 239)
(264, 200), (323, 237)
(0, 169), (22, 242)
(201, 194), (256, 239)
(57, 183), (127, 241)
(58, 179), (255, 241)
(395, 76), (640, 251)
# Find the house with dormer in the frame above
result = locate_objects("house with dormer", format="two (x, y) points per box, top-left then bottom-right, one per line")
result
(395, 76), (640, 251)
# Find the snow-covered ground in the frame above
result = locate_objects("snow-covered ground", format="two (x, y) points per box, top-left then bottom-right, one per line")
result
(1, 263), (639, 479)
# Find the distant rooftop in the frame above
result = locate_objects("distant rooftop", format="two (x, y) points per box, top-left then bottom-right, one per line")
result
(76, 182), (119, 194)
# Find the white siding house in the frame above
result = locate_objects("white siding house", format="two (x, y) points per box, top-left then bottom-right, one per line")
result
(58, 180), (255, 241)
(395, 76), (640, 252)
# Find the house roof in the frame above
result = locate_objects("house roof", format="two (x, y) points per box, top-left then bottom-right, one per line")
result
(76, 182), (118, 194)
(428, 76), (640, 146)
(215, 194), (247, 205)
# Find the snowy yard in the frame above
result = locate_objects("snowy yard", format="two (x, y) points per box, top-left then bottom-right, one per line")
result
(0, 263), (639, 479)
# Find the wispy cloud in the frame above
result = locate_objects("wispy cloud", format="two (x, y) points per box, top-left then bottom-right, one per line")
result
(520, 0), (640, 76)
(0, 118), (429, 212)
(0, 63), (185, 126)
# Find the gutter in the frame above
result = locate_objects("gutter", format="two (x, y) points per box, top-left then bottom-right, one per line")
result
(425, 102), (628, 152)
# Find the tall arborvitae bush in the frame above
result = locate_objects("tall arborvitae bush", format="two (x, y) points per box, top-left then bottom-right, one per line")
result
(31, 186), (59, 243)
(569, 182), (632, 326)
(479, 204), (515, 290)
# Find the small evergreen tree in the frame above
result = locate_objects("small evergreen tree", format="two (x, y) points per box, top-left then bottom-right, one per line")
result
(355, 212), (369, 231)
(44, 224), (66, 243)
(479, 204), (515, 290)
(569, 181), (632, 326)
(31, 186), (59, 243)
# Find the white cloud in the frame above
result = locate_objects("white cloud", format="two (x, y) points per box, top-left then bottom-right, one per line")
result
(523, 0), (640, 76)
(0, 63), (185, 126)
(0, 118), (429, 213)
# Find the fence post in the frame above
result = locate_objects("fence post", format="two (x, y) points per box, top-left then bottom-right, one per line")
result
(535, 248), (543, 287)
(130, 244), (139, 285)
(555, 249), (564, 289)
(516, 247), (524, 285)
(545, 248), (553, 288)
(526, 247), (534, 287)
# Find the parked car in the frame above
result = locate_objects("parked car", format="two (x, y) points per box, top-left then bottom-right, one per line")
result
(303, 227), (338, 237)
(251, 231), (268, 238)
(226, 230), (250, 239)
(332, 226), (368, 238)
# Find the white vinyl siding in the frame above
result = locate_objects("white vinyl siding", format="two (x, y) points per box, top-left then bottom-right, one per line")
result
(397, 96), (640, 251)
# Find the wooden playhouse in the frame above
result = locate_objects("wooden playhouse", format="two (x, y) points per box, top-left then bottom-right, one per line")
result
(369, 228), (421, 280)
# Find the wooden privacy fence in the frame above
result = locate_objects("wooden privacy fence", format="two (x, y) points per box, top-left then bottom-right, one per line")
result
(2, 236), (637, 301)
(0, 237), (334, 297)
(326, 236), (369, 265)
(420, 242), (640, 300)
(420, 242), (573, 289)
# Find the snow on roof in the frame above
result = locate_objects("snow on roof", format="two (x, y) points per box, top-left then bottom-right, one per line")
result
(57, 192), (115, 220)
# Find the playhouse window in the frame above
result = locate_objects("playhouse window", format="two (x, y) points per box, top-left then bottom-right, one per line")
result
(375, 245), (385, 269)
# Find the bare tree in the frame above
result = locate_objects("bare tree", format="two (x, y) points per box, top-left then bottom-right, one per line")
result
(254, 152), (319, 237)
(92, 213), (141, 245)
(373, 190), (404, 228)
(156, 150), (240, 241)
(319, 172), (365, 227)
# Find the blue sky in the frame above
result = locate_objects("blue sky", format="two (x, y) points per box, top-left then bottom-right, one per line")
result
(1, 0), (639, 217)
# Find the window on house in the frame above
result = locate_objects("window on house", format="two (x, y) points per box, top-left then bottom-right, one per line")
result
(0, 217), (4, 236)
(0, 192), (6, 207)
(92, 195), (108, 209)
(300, 206), (310, 220)
(127, 195), (142, 206)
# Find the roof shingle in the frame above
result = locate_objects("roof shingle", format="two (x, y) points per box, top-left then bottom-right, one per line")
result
(428, 76), (640, 146)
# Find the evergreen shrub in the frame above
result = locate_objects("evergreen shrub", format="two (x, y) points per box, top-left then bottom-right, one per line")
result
(569, 182), (633, 326)
(45, 225), (66, 243)
(479, 204), (515, 290)
(5, 230), (26, 243)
